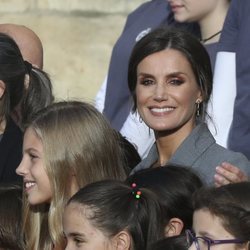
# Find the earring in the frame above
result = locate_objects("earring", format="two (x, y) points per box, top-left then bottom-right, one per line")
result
(139, 116), (143, 123)
(196, 100), (201, 117)
(136, 110), (143, 123)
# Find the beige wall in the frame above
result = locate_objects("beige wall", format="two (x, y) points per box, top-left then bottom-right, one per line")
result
(0, 0), (145, 103)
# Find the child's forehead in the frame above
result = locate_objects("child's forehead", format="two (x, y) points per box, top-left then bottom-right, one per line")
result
(67, 201), (95, 219)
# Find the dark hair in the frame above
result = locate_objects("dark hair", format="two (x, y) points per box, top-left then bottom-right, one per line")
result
(67, 180), (166, 250)
(149, 234), (188, 250)
(0, 32), (53, 128)
(20, 66), (54, 129)
(118, 133), (141, 172)
(0, 33), (25, 122)
(126, 165), (203, 231)
(128, 27), (212, 121)
(192, 182), (250, 244)
(0, 183), (24, 250)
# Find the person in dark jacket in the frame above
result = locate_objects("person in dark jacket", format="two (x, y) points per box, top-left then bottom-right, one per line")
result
(0, 32), (53, 182)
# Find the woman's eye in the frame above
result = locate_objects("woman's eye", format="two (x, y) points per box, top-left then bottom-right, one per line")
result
(169, 78), (184, 85)
(140, 78), (154, 86)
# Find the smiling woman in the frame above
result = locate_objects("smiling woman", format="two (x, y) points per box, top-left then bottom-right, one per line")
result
(129, 27), (250, 185)
(135, 49), (201, 134)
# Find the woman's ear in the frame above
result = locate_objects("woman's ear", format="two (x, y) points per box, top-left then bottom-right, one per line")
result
(196, 87), (203, 102)
(0, 80), (6, 99)
(164, 217), (184, 237)
(112, 230), (131, 250)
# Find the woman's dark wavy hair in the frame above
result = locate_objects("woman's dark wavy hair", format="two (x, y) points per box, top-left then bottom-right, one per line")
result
(67, 180), (166, 250)
(127, 165), (203, 232)
(193, 182), (250, 245)
(128, 27), (212, 122)
(0, 32), (53, 128)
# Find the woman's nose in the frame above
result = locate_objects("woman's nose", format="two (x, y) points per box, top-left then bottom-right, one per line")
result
(153, 83), (168, 101)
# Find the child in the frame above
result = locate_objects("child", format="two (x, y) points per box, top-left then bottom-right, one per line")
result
(188, 182), (250, 250)
(127, 165), (203, 235)
(63, 179), (166, 250)
(16, 101), (127, 250)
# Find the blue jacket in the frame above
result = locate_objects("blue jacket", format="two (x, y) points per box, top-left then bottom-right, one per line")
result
(219, 0), (250, 159)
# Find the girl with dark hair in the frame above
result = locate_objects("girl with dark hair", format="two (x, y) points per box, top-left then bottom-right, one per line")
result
(63, 179), (166, 250)
(0, 32), (53, 182)
(129, 27), (250, 185)
(127, 165), (203, 236)
(188, 182), (250, 250)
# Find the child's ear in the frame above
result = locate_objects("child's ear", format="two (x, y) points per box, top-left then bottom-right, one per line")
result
(112, 230), (131, 250)
(164, 217), (184, 237)
(0, 80), (6, 99)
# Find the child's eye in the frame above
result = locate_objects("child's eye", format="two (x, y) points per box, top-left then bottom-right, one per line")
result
(74, 237), (84, 247)
(29, 153), (38, 160)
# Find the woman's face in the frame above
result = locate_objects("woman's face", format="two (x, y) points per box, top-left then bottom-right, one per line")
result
(63, 203), (115, 250)
(190, 209), (246, 250)
(167, 0), (220, 23)
(135, 48), (201, 134)
(16, 127), (52, 205)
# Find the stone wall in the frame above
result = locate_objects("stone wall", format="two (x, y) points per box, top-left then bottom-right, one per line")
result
(0, 0), (145, 103)
(0, 0), (145, 13)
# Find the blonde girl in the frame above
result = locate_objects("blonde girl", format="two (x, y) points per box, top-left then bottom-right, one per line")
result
(16, 101), (127, 250)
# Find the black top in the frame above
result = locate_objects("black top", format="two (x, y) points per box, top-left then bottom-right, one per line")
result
(0, 118), (23, 183)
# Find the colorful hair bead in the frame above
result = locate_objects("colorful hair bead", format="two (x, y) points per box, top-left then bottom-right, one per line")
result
(135, 190), (141, 199)
(131, 183), (141, 199)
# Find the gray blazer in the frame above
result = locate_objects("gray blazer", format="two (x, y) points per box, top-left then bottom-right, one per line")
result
(132, 123), (250, 185)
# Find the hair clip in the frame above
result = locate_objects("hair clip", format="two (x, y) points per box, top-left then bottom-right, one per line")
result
(132, 183), (136, 188)
(131, 183), (141, 199)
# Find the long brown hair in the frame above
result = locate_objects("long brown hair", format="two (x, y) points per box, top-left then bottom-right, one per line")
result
(22, 101), (127, 249)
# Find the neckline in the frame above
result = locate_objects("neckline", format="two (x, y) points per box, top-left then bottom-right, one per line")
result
(200, 30), (222, 44)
